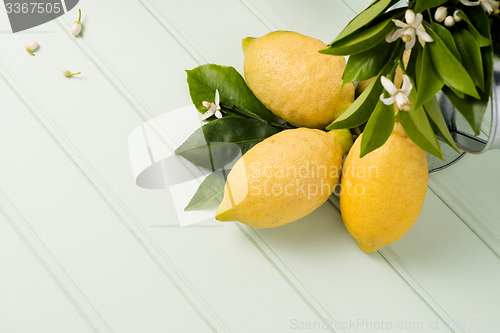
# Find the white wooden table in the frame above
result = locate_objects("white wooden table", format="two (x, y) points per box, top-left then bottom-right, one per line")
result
(0, 1), (499, 332)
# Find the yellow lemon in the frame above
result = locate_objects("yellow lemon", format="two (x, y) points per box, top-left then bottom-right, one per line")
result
(243, 31), (354, 129)
(340, 122), (428, 253)
(216, 128), (353, 228)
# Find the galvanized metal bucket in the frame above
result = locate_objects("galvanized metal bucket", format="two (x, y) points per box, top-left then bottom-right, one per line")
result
(439, 59), (500, 154)
(429, 59), (500, 172)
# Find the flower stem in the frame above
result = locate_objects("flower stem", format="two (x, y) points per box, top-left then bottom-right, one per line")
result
(220, 103), (296, 130)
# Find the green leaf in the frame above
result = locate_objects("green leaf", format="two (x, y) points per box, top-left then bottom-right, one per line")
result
(360, 100), (395, 157)
(184, 172), (226, 211)
(175, 118), (280, 171)
(442, 87), (481, 135)
(415, 45), (444, 109)
(333, 0), (398, 43)
(414, 0), (447, 13)
(453, 28), (484, 91)
(400, 108), (443, 159)
(425, 27), (480, 99)
(327, 74), (382, 129)
(186, 64), (284, 124)
(327, 42), (403, 130)
(430, 21), (461, 61)
(466, 5), (491, 39)
(342, 41), (393, 84)
(320, 18), (394, 56)
(400, 87), (443, 159)
(441, 45), (493, 135)
(455, 10), (490, 48)
(423, 96), (460, 152)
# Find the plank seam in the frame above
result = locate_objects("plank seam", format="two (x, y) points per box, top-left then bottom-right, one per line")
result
(0, 189), (112, 333)
(135, 0), (208, 65)
(54, 3), (350, 329)
(61, 1), (499, 330)
(0, 58), (227, 333)
(239, 225), (342, 333)
(327, 197), (461, 332)
(427, 181), (500, 259)
(378, 249), (462, 333)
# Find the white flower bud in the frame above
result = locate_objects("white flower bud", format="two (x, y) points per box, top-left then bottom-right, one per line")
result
(71, 9), (82, 36)
(444, 16), (455, 27)
(25, 41), (38, 55)
(453, 10), (462, 22)
(61, 68), (81, 77)
(27, 41), (38, 52)
(434, 6), (448, 22)
(405, 9), (416, 25)
(72, 22), (82, 36)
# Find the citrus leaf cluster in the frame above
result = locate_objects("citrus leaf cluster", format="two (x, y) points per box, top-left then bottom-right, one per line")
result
(177, 64), (292, 210)
(322, 0), (496, 158)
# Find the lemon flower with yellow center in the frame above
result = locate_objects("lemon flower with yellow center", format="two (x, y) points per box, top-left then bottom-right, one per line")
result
(380, 75), (413, 111)
(201, 89), (223, 120)
(460, 0), (500, 14)
(385, 9), (433, 50)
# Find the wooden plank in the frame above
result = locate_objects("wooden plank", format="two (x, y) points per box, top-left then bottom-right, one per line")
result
(0, 77), (211, 332)
(237, 0), (361, 43)
(0, 214), (92, 333)
(381, 191), (500, 333)
(429, 152), (500, 256)
(0, 5), (333, 332)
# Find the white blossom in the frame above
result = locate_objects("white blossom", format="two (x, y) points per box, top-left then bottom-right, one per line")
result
(25, 41), (38, 56)
(444, 16), (455, 27)
(72, 9), (82, 36)
(460, 0), (500, 14)
(380, 75), (412, 111)
(386, 10), (433, 50)
(434, 7), (448, 22)
(201, 89), (223, 120)
(61, 68), (81, 77)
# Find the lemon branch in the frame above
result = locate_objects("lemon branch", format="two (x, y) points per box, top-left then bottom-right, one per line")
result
(220, 103), (297, 130)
